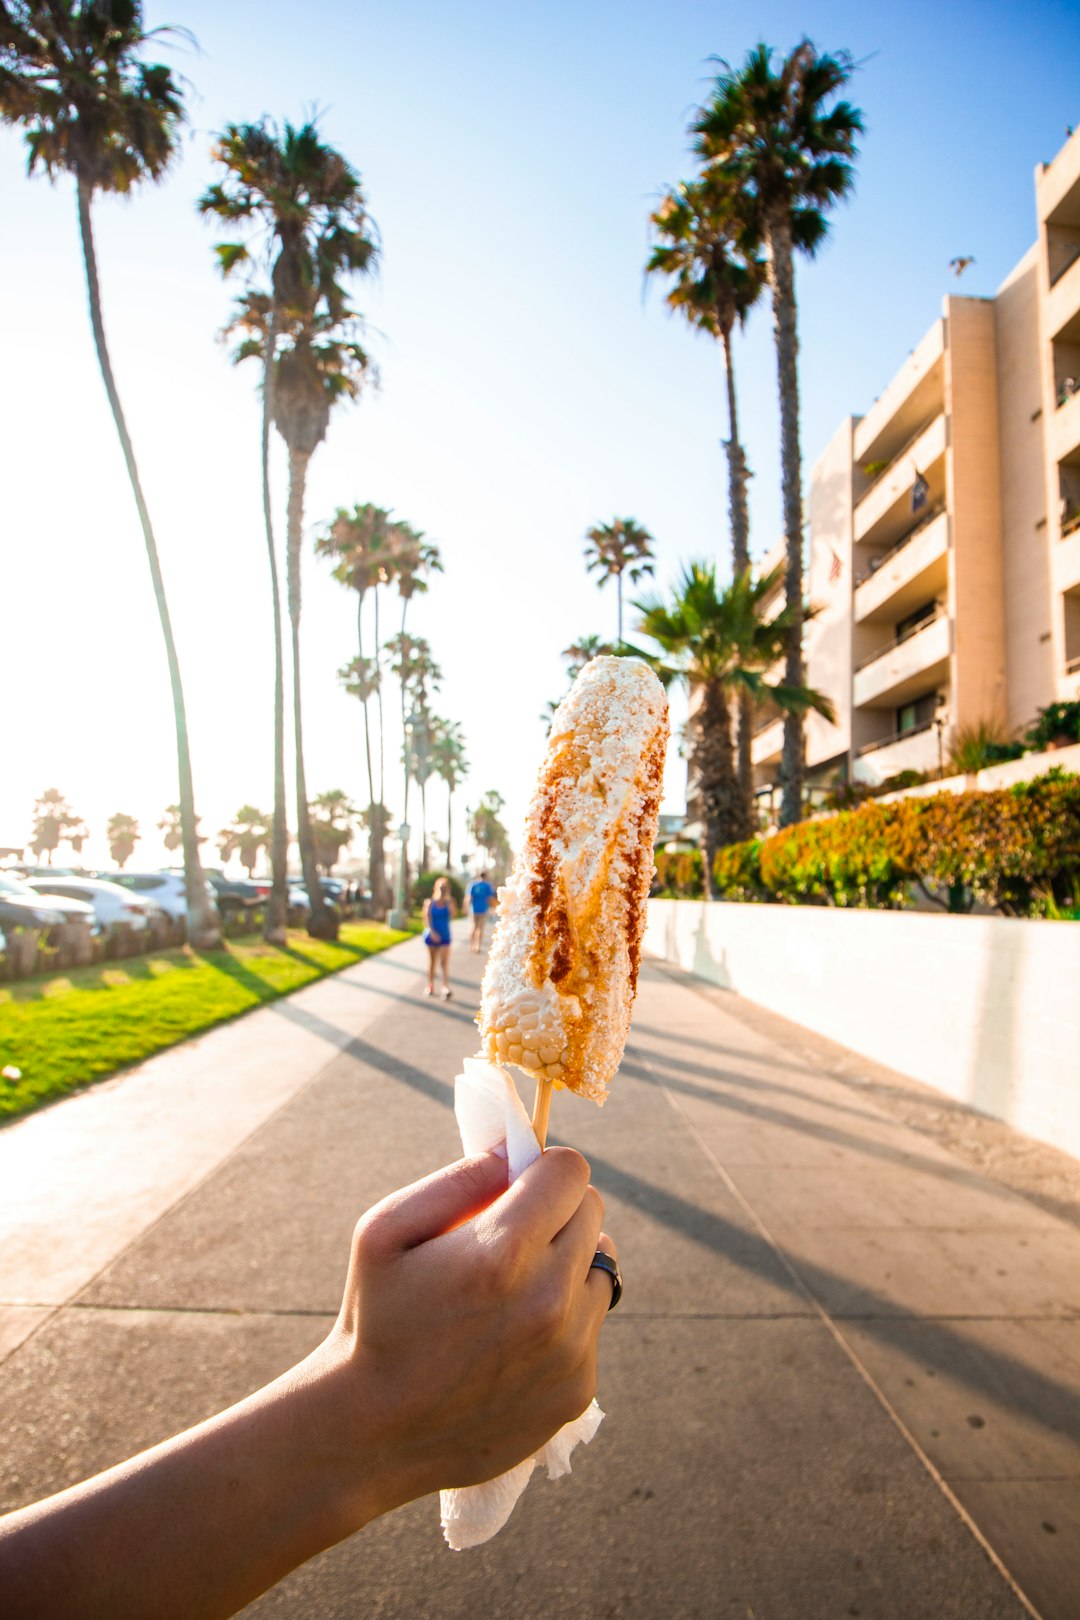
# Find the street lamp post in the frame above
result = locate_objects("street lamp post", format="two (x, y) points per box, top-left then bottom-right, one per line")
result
(388, 821), (411, 930)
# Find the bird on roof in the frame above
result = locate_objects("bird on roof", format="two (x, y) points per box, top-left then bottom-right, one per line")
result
(949, 256), (975, 277)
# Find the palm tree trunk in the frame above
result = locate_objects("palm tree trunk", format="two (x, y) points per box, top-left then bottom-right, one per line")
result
(371, 586), (388, 912)
(446, 785), (453, 870)
(697, 679), (741, 898)
(766, 211), (806, 828)
(285, 446), (337, 940)
(76, 177), (219, 950)
(261, 308), (289, 943)
(616, 571), (623, 644)
(399, 600), (412, 901)
(354, 591), (384, 909)
(722, 326), (755, 833)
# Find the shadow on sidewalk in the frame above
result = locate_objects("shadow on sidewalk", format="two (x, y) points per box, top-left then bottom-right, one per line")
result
(268, 994), (1080, 1457)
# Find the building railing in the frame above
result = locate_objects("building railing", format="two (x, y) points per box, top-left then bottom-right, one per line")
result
(855, 718), (935, 757)
(853, 504), (947, 587)
(1067, 654), (1080, 676)
(752, 713), (783, 738)
(1062, 507), (1080, 539)
(857, 413), (942, 501)
(1049, 241), (1080, 288)
(854, 603), (948, 674)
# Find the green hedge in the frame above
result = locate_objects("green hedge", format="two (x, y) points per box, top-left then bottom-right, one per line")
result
(655, 774), (1080, 915)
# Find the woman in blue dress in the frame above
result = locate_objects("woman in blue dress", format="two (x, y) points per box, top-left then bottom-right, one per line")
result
(421, 876), (456, 999)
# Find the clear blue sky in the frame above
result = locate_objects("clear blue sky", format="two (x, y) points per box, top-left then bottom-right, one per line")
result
(2, 0), (1077, 868)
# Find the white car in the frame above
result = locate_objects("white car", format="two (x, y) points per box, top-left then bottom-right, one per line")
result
(25, 875), (156, 933)
(104, 871), (207, 921)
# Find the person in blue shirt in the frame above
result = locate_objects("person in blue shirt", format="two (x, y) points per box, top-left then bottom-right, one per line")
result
(422, 875), (456, 999)
(467, 871), (496, 953)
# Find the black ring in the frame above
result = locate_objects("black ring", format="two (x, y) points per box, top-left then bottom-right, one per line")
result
(589, 1250), (622, 1310)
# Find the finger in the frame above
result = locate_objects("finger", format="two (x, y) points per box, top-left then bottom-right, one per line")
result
(550, 1184), (604, 1276)
(359, 1152), (509, 1259)
(492, 1146), (591, 1248)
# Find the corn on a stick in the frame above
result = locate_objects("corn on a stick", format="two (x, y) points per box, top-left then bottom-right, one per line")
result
(479, 656), (668, 1130)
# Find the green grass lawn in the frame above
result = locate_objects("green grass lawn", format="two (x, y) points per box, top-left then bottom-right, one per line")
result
(0, 922), (414, 1123)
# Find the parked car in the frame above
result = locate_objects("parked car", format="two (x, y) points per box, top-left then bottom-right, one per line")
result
(24, 875), (156, 933)
(0, 872), (98, 929)
(105, 871), (218, 924)
(204, 873), (266, 917)
(0, 873), (71, 932)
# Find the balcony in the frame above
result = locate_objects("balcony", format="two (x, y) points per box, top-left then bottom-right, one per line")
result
(1056, 523), (1080, 592)
(854, 413), (948, 549)
(852, 721), (941, 785)
(854, 319), (946, 467)
(1047, 251), (1080, 345)
(853, 607), (951, 709)
(1052, 385), (1080, 465)
(853, 509), (948, 624)
(751, 716), (784, 768)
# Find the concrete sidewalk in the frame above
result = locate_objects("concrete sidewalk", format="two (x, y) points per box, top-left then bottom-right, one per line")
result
(1, 927), (1078, 1617)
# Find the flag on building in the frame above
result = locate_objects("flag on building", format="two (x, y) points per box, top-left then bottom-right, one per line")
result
(911, 472), (929, 513)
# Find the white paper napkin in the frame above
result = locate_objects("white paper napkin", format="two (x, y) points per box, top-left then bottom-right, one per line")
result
(439, 1057), (604, 1550)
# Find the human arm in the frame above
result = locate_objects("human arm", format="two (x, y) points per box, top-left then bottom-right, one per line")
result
(0, 1150), (612, 1620)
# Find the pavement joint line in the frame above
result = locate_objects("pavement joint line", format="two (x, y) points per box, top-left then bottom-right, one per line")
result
(53, 956), (403, 1319)
(636, 1044), (1047, 1620)
(61, 1303), (339, 1321)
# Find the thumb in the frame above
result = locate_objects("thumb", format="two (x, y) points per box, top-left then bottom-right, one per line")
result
(358, 1152), (509, 1259)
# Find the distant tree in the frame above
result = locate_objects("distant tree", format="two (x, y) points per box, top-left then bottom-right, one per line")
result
(0, 0), (218, 944)
(429, 717), (469, 871)
(562, 635), (614, 678)
(583, 519), (656, 642)
(309, 790), (361, 874)
(107, 813), (140, 869)
(317, 503), (398, 909)
(468, 790), (511, 879)
(159, 804), (203, 856)
(30, 789), (82, 865)
(218, 806), (272, 878)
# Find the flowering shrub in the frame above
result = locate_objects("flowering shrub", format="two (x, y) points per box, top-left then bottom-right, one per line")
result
(653, 848), (704, 897)
(679, 774), (1080, 915)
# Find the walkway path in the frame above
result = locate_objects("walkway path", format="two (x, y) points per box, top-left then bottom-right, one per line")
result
(1, 927), (1078, 1617)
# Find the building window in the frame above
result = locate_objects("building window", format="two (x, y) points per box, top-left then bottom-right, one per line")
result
(896, 694), (937, 734)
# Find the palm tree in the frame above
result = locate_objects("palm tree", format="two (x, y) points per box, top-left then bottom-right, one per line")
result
(316, 503), (396, 909)
(583, 518), (656, 642)
(218, 806), (271, 878)
(1, 0), (218, 945)
(386, 634), (442, 878)
(200, 123), (377, 942)
(159, 803), (203, 856)
(429, 718), (469, 870)
(562, 634), (614, 678)
(107, 812), (139, 869)
(308, 789), (360, 874)
(693, 41), (862, 827)
(647, 176), (766, 815)
(468, 791), (510, 878)
(634, 561), (834, 888)
(199, 119), (379, 940)
(29, 789), (82, 866)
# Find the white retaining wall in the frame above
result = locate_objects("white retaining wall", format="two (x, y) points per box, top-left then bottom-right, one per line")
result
(645, 901), (1080, 1160)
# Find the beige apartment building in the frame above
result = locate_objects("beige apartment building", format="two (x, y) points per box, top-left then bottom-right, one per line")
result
(752, 124), (1080, 797)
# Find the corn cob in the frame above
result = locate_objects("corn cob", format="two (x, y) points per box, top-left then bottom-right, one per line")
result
(478, 656), (668, 1108)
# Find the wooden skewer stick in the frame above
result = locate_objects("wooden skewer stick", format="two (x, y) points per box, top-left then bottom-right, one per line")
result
(531, 1075), (554, 1151)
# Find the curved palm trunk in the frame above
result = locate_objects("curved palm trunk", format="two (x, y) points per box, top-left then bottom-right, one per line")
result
(355, 591), (383, 906)
(371, 586), (388, 912)
(722, 326), (754, 831)
(419, 775), (428, 874)
(766, 212), (806, 828)
(261, 311), (289, 944)
(697, 678), (743, 897)
(76, 178), (219, 950)
(616, 572), (624, 644)
(285, 447), (337, 940)
(446, 783), (454, 871)
(398, 599), (412, 903)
